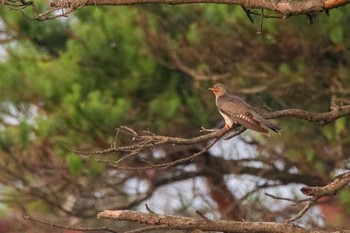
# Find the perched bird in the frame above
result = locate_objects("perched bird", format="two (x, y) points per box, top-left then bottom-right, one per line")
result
(209, 84), (281, 134)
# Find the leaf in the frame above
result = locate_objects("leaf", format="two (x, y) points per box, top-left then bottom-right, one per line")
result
(18, 121), (31, 147)
(149, 92), (180, 119)
(329, 26), (344, 44)
(321, 126), (334, 140)
(338, 189), (350, 212)
(186, 23), (199, 45)
(279, 63), (290, 76)
(66, 153), (82, 175)
(315, 162), (326, 174)
(335, 117), (346, 135)
(305, 149), (314, 162)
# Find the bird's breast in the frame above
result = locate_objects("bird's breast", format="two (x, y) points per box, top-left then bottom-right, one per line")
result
(218, 109), (233, 127)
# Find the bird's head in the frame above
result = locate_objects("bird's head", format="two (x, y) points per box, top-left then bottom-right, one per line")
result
(209, 84), (229, 97)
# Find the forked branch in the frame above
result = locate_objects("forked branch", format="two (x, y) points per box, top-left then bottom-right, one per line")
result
(266, 172), (350, 223)
(86, 104), (350, 169)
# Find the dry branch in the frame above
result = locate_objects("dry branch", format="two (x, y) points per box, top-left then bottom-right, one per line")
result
(97, 209), (347, 233)
(24, 215), (116, 233)
(2, 0), (350, 20)
(91, 105), (350, 154)
(50, 0), (350, 16)
(95, 174), (350, 232)
(89, 105), (350, 168)
(266, 105), (350, 125)
(300, 172), (350, 197)
(265, 172), (350, 223)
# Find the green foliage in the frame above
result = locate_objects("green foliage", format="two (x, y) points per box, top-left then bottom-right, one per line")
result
(184, 94), (208, 126)
(62, 84), (130, 134)
(335, 117), (346, 135)
(305, 149), (314, 162)
(186, 23), (200, 45)
(18, 121), (32, 147)
(315, 161), (326, 174)
(66, 153), (82, 175)
(0, 120), (32, 149)
(338, 188), (350, 213)
(329, 26), (344, 44)
(322, 125), (334, 141)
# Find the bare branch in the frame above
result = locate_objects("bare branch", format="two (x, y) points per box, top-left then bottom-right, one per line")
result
(264, 192), (312, 205)
(265, 105), (350, 125)
(300, 172), (350, 197)
(97, 209), (346, 233)
(2, 0), (350, 20)
(50, 0), (350, 16)
(84, 104), (350, 171)
(123, 225), (171, 233)
(265, 172), (350, 223)
(24, 215), (117, 233)
(98, 134), (222, 169)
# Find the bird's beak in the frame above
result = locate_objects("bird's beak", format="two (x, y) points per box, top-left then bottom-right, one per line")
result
(208, 87), (216, 93)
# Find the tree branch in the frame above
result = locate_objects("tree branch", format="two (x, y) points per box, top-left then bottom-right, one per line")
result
(24, 215), (117, 233)
(4, 0), (349, 20)
(265, 172), (350, 223)
(81, 104), (350, 171)
(265, 105), (350, 125)
(49, 0), (350, 16)
(97, 209), (346, 233)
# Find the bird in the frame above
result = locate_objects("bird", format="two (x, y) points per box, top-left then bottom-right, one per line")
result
(209, 84), (281, 134)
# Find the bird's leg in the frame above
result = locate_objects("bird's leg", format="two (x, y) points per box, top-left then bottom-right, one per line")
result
(224, 124), (231, 129)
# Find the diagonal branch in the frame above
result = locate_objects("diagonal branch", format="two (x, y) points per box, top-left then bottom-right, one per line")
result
(265, 172), (350, 223)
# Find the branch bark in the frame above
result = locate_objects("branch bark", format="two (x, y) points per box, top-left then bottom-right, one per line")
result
(84, 104), (350, 170)
(97, 209), (347, 233)
(49, 0), (350, 16)
(10, 0), (343, 20)
(264, 172), (350, 223)
(266, 105), (350, 125)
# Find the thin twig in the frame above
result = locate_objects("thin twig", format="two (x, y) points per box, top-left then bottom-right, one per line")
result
(264, 193), (312, 204)
(99, 136), (221, 170)
(123, 225), (170, 233)
(145, 203), (155, 214)
(284, 199), (317, 223)
(195, 210), (211, 221)
(24, 215), (117, 233)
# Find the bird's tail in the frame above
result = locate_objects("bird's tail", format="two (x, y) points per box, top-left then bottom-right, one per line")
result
(261, 119), (281, 134)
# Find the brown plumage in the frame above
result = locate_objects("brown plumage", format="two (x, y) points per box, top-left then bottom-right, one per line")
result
(209, 84), (281, 134)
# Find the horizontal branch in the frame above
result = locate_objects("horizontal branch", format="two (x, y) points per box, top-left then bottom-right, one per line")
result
(48, 0), (350, 16)
(94, 105), (349, 156)
(24, 215), (116, 233)
(265, 105), (350, 125)
(97, 209), (347, 233)
(86, 104), (350, 169)
(97, 210), (303, 233)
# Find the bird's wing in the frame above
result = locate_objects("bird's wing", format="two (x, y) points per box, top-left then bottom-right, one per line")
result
(217, 95), (269, 133)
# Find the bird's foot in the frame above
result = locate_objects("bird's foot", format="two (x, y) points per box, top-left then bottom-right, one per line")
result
(224, 124), (231, 130)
